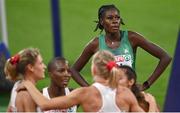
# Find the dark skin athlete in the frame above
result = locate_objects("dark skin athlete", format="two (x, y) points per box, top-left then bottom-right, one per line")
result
(47, 59), (71, 98)
(70, 8), (172, 90)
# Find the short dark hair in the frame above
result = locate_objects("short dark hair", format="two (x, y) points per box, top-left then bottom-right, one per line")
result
(47, 57), (67, 72)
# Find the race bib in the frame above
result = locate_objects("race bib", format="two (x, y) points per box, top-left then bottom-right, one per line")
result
(115, 55), (132, 67)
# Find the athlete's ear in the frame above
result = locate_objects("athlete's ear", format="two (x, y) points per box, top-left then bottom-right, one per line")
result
(128, 79), (135, 87)
(26, 64), (34, 72)
(100, 18), (103, 26)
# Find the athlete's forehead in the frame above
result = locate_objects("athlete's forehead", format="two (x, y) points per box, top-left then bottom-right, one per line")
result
(103, 8), (119, 17)
(54, 60), (68, 68)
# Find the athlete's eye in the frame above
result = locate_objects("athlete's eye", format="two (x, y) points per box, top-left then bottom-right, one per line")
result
(106, 16), (113, 20)
(106, 16), (120, 20)
(115, 16), (120, 19)
(58, 69), (66, 73)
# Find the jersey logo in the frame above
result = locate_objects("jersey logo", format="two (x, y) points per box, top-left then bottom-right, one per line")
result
(114, 55), (132, 67)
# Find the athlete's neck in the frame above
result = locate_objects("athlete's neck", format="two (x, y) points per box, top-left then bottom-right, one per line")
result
(24, 74), (36, 85)
(93, 75), (109, 86)
(48, 84), (66, 98)
(105, 30), (121, 41)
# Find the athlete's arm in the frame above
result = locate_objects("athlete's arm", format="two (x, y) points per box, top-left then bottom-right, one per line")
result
(71, 38), (98, 86)
(19, 80), (84, 111)
(126, 89), (144, 112)
(129, 31), (172, 90)
(144, 92), (160, 112)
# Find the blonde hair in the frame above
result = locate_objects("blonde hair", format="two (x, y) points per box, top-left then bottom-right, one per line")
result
(4, 48), (41, 81)
(92, 50), (119, 89)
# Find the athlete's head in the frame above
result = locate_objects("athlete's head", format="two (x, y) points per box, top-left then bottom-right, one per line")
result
(47, 57), (71, 88)
(4, 48), (46, 81)
(118, 65), (136, 88)
(91, 50), (123, 88)
(94, 4), (125, 32)
(118, 65), (149, 111)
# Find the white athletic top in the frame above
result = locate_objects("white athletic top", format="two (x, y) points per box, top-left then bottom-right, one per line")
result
(92, 82), (122, 112)
(42, 87), (77, 113)
(9, 80), (41, 112)
(9, 81), (20, 112)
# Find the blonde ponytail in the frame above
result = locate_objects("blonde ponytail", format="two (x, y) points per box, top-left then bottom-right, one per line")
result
(92, 50), (121, 89)
(4, 58), (18, 80)
(108, 67), (119, 89)
(4, 48), (40, 81)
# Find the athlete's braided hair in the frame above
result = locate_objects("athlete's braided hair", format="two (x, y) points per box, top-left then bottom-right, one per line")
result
(94, 4), (125, 32)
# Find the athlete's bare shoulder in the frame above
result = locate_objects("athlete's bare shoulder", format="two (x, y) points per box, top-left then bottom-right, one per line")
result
(128, 30), (147, 49)
(117, 85), (135, 99)
(16, 90), (32, 101)
(86, 37), (99, 53)
(16, 90), (36, 111)
(117, 85), (130, 92)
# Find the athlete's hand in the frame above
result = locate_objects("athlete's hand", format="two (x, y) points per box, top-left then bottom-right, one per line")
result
(16, 80), (28, 92)
(138, 81), (150, 91)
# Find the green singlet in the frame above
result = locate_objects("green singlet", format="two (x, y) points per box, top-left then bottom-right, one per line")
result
(98, 30), (135, 70)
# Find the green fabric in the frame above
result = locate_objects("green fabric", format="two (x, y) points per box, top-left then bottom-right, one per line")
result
(99, 30), (135, 70)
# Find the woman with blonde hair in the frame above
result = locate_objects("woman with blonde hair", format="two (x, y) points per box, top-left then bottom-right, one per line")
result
(5, 48), (46, 112)
(17, 50), (143, 112)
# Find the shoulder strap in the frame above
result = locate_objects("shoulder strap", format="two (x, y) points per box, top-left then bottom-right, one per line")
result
(98, 34), (106, 50)
(42, 87), (50, 99)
